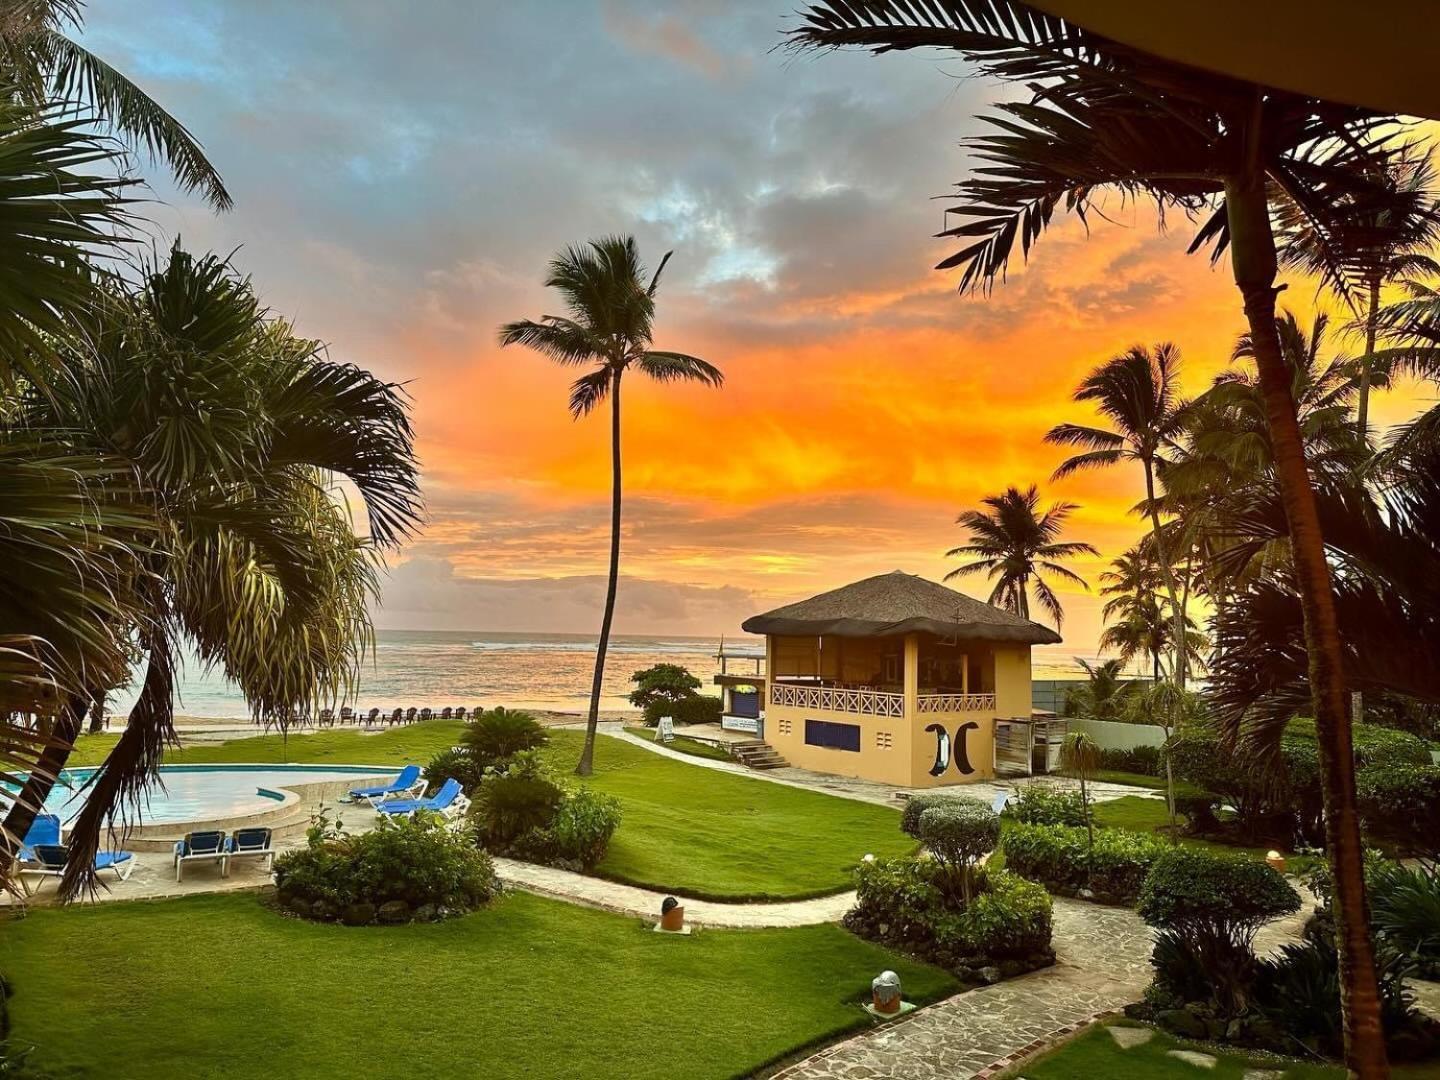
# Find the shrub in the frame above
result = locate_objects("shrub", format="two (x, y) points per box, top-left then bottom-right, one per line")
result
(1098, 745), (1162, 776)
(643, 694), (722, 727)
(1174, 792), (1221, 834)
(273, 813), (499, 923)
(1005, 786), (1089, 828)
(1001, 823), (1167, 906)
(461, 707), (549, 771)
(900, 791), (958, 838)
(627, 663), (701, 710)
(844, 858), (1053, 980)
(917, 800), (999, 903)
(507, 787), (622, 872)
(473, 773), (564, 846)
(1309, 855), (1440, 980)
(423, 747), (484, 795)
(1356, 764), (1440, 853)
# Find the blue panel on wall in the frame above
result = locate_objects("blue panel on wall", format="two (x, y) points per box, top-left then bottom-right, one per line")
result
(805, 718), (860, 752)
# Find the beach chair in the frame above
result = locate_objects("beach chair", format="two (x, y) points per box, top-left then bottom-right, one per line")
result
(388, 708), (402, 726)
(318, 708), (334, 727)
(20, 842), (134, 895)
(15, 813), (62, 864)
(340, 707), (354, 725)
(366, 708), (380, 725)
(419, 707), (433, 723)
(348, 765), (426, 807)
(173, 830), (227, 882)
(469, 706), (482, 720)
(224, 828), (275, 875)
(454, 707), (467, 722)
(375, 777), (468, 819)
(440, 707), (453, 720)
(404, 707), (417, 725)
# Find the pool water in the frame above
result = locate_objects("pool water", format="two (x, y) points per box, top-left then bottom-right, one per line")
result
(32, 765), (400, 826)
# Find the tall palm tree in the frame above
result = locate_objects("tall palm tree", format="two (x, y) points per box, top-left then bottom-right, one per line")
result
(1046, 345), (1191, 686)
(0, 0), (231, 209)
(788, 8), (1405, 1069)
(1062, 658), (1138, 723)
(944, 484), (1096, 628)
(1275, 145), (1440, 432)
(1098, 547), (1205, 681)
(499, 236), (722, 776)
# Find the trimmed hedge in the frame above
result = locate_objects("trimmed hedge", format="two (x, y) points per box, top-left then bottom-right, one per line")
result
(1356, 763), (1440, 854)
(1138, 847), (1300, 939)
(1098, 744), (1163, 776)
(1000, 822), (1168, 906)
(1005, 786), (1089, 827)
(643, 694), (723, 727)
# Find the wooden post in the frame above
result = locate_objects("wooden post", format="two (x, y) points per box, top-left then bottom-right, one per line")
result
(903, 634), (919, 720)
(961, 654), (969, 696)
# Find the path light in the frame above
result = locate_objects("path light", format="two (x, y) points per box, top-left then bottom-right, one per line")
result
(871, 970), (902, 1015)
(1266, 850), (1287, 874)
(862, 853), (875, 863)
(656, 895), (687, 934)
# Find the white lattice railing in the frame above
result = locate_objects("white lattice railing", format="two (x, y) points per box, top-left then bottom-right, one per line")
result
(770, 682), (905, 718)
(916, 692), (997, 714)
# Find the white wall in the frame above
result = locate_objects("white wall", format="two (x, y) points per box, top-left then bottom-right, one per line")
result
(1069, 717), (1167, 750)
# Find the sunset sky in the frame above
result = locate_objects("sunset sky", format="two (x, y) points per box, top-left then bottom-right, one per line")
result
(82, 2), (1436, 654)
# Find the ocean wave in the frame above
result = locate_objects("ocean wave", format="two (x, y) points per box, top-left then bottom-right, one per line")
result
(467, 641), (717, 655)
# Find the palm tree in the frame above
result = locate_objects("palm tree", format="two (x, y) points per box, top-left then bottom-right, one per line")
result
(945, 484), (1096, 628)
(1098, 548), (1205, 681)
(788, 8), (1402, 1068)
(0, 0), (231, 209)
(1060, 730), (1100, 849)
(1, 245), (423, 894)
(499, 237), (722, 776)
(1275, 145), (1440, 432)
(1046, 345), (1191, 687)
(1062, 658), (1138, 723)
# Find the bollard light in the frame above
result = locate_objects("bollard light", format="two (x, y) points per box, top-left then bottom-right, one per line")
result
(1265, 850), (1286, 874)
(871, 970), (902, 1015)
(658, 895), (686, 933)
(862, 853), (875, 863)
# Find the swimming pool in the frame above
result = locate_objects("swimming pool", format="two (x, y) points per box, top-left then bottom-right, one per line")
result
(34, 765), (402, 826)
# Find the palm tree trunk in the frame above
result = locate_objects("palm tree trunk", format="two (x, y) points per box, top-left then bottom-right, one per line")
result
(1225, 158), (1387, 1080)
(1357, 276), (1380, 434)
(577, 367), (623, 777)
(1142, 461), (1188, 689)
(0, 690), (88, 863)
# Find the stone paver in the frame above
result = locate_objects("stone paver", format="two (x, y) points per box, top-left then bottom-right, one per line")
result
(1168, 1049), (1219, 1068)
(1109, 1025), (1155, 1048)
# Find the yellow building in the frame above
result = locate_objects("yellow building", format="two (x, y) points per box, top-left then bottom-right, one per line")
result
(741, 571), (1062, 788)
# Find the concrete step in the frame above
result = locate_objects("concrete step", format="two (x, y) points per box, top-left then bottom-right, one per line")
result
(731, 741), (789, 770)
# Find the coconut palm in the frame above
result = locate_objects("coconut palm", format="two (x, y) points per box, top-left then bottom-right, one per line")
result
(945, 484), (1096, 628)
(1, 245), (422, 895)
(788, 7), (1404, 1066)
(1062, 658), (1138, 723)
(1275, 145), (1440, 432)
(0, 0), (230, 209)
(1046, 344), (1191, 686)
(499, 236), (722, 776)
(1098, 547), (1204, 681)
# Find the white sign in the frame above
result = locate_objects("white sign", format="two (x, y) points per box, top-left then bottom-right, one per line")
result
(721, 714), (760, 734)
(657, 716), (675, 742)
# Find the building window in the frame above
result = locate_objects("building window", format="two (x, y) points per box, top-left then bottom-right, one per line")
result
(777, 718), (792, 737)
(805, 718), (860, 752)
(875, 731), (893, 750)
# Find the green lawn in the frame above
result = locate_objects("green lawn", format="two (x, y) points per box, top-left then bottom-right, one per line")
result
(1014, 1021), (1436, 1079)
(68, 722), (914, 901)
(1093, 795), (1316, 868)
(3, 890), (957, 1080)
(624, 724), (736, 761)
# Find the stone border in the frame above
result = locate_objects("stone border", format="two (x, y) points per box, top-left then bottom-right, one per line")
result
(974, 1010), (1122, 1079)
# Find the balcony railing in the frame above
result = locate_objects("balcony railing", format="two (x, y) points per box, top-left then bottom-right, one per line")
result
(770, 682), (905, 718)
(917, 692), (997, 714)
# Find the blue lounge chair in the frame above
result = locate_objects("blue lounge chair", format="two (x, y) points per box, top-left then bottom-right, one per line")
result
(348, 765), (425, 807)
(173, 830), (227, 882)
(375, 777), (468, 819)
(20, 842), (134, 895)
(16, 813), (62, 863)
(224, 827), (275, 876)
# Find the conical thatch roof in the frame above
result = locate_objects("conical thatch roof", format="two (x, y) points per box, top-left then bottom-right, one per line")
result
(741, 571), (1061, 644)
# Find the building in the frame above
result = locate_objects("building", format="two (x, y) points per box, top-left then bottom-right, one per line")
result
(740, 571), (1062, 788)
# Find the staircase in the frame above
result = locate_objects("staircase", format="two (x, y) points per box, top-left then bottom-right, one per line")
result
(731, 740), (789, 771)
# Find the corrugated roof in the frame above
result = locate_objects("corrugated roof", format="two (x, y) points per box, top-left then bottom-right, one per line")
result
(741, 571), (1062, 644)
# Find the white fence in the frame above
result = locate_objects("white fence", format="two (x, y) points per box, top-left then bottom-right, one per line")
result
(1068, 717), (1167, 750)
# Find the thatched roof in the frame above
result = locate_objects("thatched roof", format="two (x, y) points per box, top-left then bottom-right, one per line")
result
(741, 571), (1062, 645)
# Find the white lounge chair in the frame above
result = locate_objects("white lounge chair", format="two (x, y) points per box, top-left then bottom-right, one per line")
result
(223, 827), (275, 876)
(173, 830), (227, 882)
(20, 842), (135, 895)
(348, 765), (425, 807)
(375, 777), (469, 820)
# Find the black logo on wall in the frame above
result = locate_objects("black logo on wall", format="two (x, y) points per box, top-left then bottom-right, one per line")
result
(926, 722), (979, 777)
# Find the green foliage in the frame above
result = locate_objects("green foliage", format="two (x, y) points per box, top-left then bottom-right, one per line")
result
(461, 708), (548, 772)
(844, 858), (1052, 978)
(1001, 823), (1168, 906)
(507, 788), (623, 872)
(900, 792), (956, 839)
(273, 813), (499, 920)
(473, 774), (565, 847)
(1370, 860), (1440, 980)
(1061, 659), (1139, 722)
(917, 801), (999, 903)
(1138, 848), (1300, 939)
(1005, 786), (1090, 828)
(642, 694), (722, 727)
(1097, 745), (1162, 777)
(423, 747), (484, 795)
(627, 663), (701, 710)
(1356, 764), (1440, 854)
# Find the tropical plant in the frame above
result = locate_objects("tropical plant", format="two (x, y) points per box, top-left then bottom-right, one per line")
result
(916, 799), (999, 905)
(499, 236), (723, 775)
(944, 484), (1095, 628)
(0, 0), (230, 209)
(460, 707), (548, 772)
(787, 8), (1407, 1066)
(627, 663), (700, 711)
(1061, 658), (1138, 723)
(1059, 732), (1100, 848)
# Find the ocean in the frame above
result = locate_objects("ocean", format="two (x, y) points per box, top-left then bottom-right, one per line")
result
(110, 631), (1107, 720)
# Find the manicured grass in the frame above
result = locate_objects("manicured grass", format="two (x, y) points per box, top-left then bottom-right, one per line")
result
(624, 724), (736, 762)
(1093, 795), (1317, 870)
(67, 722), (914, 900)
(1014, 1021), (1436, 1079)
(3, 890), (958, 1080)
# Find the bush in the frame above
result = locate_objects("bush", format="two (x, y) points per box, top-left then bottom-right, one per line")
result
(627, 663), (701, 710)
(1001, 823), (1168, 906)
(473, 773), (565, 847)
(1308, 855), (1440, 980)
(1097, 745), (1162, 776)
(423, 747), (485, 795)
(642, 694), (722, 727)
(917, 800), (999, 903)
(900, 791), (956, 838)
(461, 707), (549, 771)
(1174, 792), (1221, 834)
(507, 787), (622, 872)
(1357, 764), (1440, 853)
(274, 812), (499, 923)
(1005, 786), (1090, 828)
(844, 858), (1053, 980)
